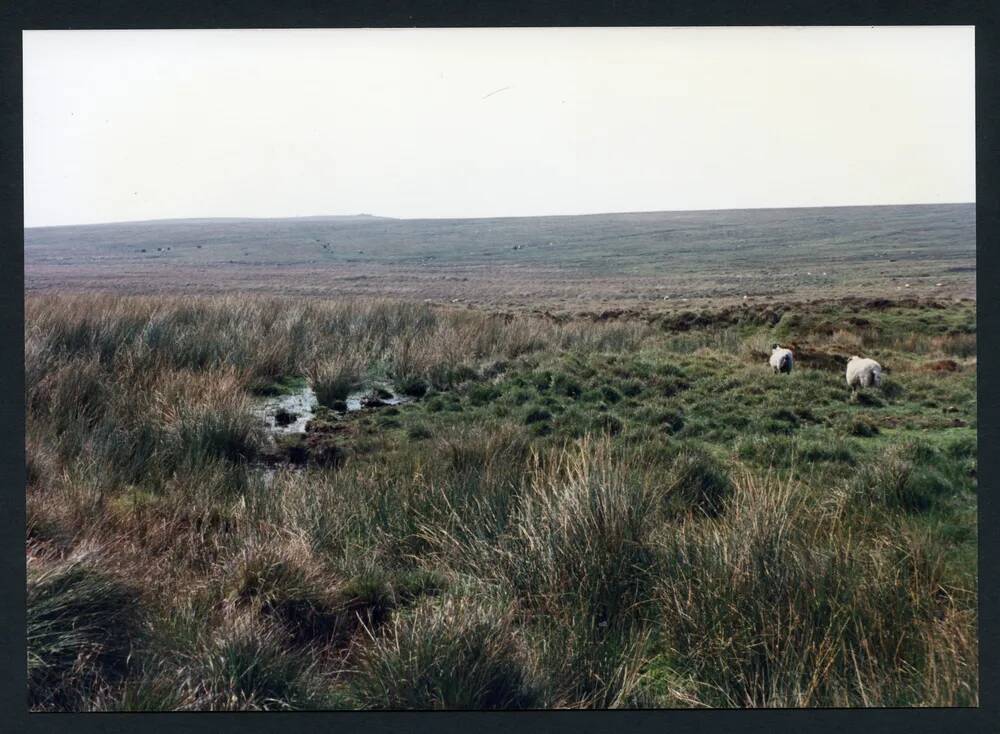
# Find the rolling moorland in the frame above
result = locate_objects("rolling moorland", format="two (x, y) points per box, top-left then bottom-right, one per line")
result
(25, 203), (975, 309)
(24, 204), (977, 709)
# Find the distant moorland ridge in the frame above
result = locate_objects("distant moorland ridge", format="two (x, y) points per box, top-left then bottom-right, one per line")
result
(24, 203), (975, 309)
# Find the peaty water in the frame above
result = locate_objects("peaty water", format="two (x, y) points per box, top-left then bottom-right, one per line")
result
(257, 385), (318, 435)
(256, 382), (415, 437)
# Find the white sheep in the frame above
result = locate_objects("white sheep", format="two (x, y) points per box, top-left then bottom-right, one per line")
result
(846, 356), (882, 390)
(769, 344), (794, 374)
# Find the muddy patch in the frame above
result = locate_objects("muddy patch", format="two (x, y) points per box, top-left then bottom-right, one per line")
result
(921, 358), (961, 373)
(264, 431), (348, 469)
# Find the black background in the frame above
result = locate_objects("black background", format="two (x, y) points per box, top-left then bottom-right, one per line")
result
(1, 2), (996, 732)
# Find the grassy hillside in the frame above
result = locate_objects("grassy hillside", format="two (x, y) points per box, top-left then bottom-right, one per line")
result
(25, 293), (977, 709)
(24, 204), (975, 308)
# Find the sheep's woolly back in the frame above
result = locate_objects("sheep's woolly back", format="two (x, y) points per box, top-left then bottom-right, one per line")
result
(846, 356), (882, 388)
(769, 347), (794, 373)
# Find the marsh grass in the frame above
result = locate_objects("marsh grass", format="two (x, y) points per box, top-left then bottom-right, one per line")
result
(647, 471), (976, 707)
(27, 558), (144, 710)
(350, 591), (541, 709)
(25, 294), (976, 709)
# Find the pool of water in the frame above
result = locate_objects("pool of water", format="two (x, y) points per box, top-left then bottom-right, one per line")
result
(255, 382), (414, 435)
(256, 385), (318, 435)
(345, 392), (413, 411)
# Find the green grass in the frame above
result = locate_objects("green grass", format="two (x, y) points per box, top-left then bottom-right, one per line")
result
(25, 293), (977, 709)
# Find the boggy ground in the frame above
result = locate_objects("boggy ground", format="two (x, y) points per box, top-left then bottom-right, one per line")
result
(25, 293), (977, 709)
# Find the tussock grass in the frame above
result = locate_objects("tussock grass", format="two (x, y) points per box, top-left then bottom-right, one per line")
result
(649, 471), (977, 707)
(311, 361), (364, 407)
(25, 294), (976, 709)
(28, 557), (144, 709)
(350, 592), (541, 709)
(190, 618), (329, 710)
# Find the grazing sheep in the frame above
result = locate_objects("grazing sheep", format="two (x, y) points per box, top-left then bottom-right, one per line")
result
(769, 344), (794, 374)
(846, 356), (882, 390)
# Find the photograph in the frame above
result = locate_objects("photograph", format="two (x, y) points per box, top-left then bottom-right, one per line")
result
(22, 26), (977, 710)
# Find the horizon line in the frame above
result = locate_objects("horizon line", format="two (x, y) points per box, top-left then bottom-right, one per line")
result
(24, 200), (977, 230)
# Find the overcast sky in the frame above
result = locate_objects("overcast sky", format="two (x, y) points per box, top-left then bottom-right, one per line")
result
(23, 27), (974, 228)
